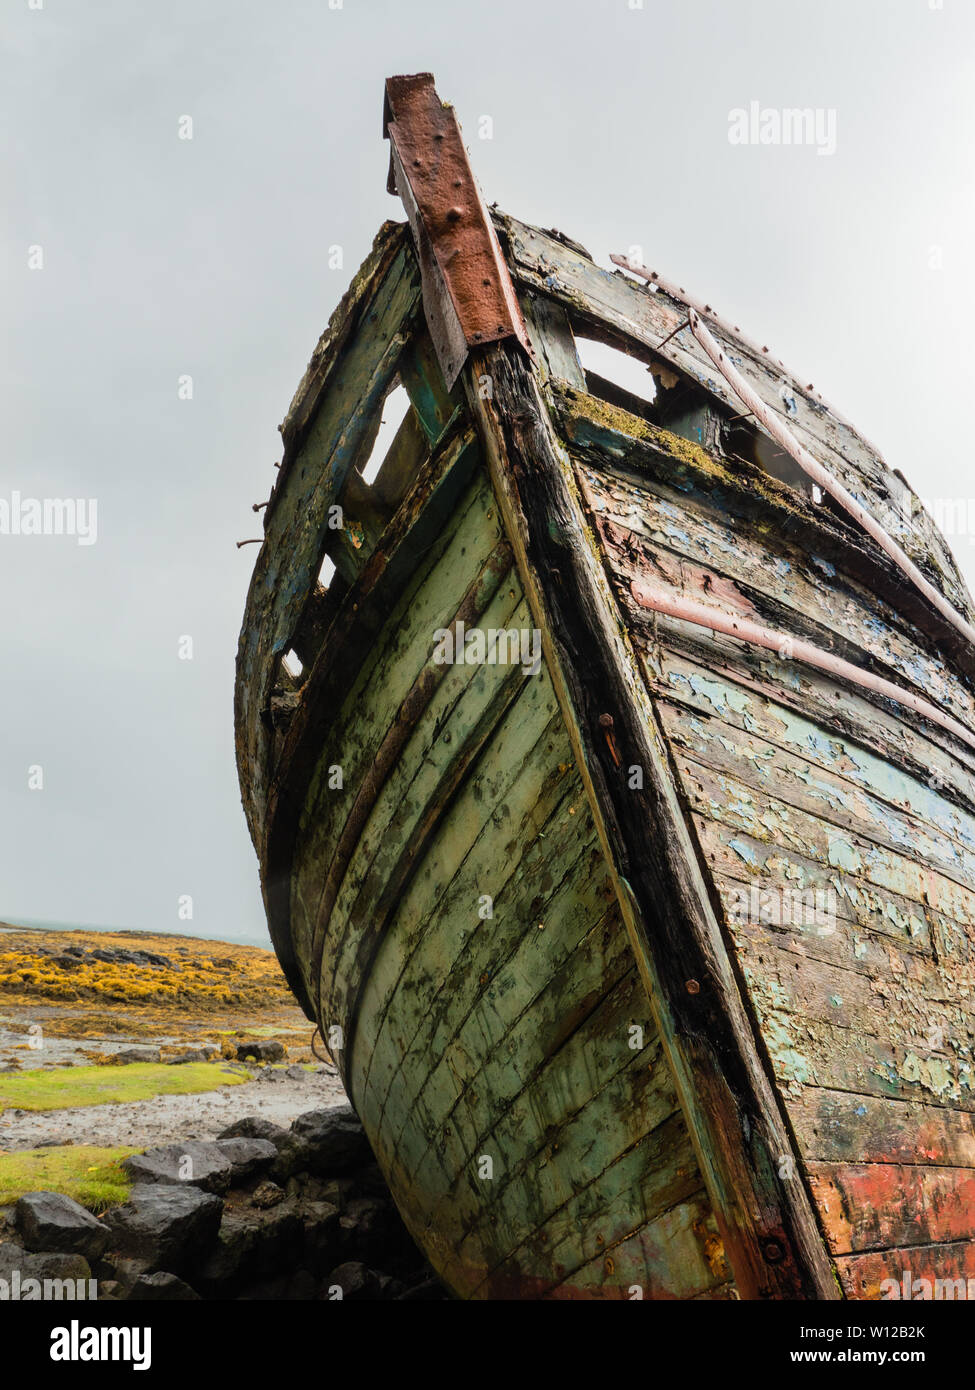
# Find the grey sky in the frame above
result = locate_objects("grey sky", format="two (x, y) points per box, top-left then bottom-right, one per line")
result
(3, 0), (973, 943)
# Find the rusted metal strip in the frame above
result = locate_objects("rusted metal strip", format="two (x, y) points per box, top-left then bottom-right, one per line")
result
(383, 73), (532, 388)
(680, 308), (975, 650)
(610, 252), (872, 446)
(630, 577), (975, 754)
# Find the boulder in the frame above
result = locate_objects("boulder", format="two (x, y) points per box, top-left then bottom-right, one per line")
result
(324, 1260), (381, 1300)
(240, 1268), (317, 1300)
(301, 1200), (342, 1274)
(196, 1201), (303, 1294)
(251, 1181), (285, 1210)
(115, 1048), (161, 1065)
(269, 1134), (309, 1183)
(102, 1184), (222, 1273)
(217, 1116), (289, 1147)
(128, 1271), (200, 1300)
(339, 1196), (395, 1262)
(236, 1040), (286, 1063)
(15, 1192), (109, 1259)
(213, 1138), (278, 1184)
(289, 1104), (372, 1175)
(25, 1251), (93, 1283)
(122, 1142), (233, 1194)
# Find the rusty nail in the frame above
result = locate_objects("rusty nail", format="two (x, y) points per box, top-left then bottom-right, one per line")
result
(686, 979), (701, 994)
(446, 206), (463, 222)
(598, 713), (614, 729)
(764, 1240), (785, 1264)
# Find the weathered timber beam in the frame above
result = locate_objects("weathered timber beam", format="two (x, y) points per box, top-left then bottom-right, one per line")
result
(383, 73), (532, 388)
(463, 340), (840, 1301)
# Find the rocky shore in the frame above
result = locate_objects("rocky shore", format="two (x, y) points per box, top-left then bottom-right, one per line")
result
(0, 1104), (447, 1301)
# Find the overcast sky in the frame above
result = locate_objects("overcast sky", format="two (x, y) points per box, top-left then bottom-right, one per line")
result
(3, 0), (974, 944)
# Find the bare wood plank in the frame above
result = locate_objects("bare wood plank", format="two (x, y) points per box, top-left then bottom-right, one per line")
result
(790, 1088), (975, 1168)
(837, 1240), (975, 1299)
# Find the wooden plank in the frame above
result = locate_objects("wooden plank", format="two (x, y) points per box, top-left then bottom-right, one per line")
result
(837, 1240), (975, 1299)
(544, 1188), (729, 1301)
(397, 323), (462, 443)
(808, 1161), (975, 1254)
(651, 650), (975, 852)
(660, 701), (975, 888)
(521, 294), (586, 390)
(790, 1088), (975, 1168)
(357, 754), (584, 1125)
(328, 665), (562, 1073)
(677, 757), (975, 929)
(584, 461), (975, 729)
(384, 823), (617, 1185)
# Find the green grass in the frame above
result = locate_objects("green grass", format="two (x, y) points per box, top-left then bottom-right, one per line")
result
(0, 1146), (139, 1211)
(0, 1062), (250, 1113)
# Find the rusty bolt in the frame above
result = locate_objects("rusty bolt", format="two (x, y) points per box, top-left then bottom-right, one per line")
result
(686, 979), (701, 994)
(764, 1240), (785, 1264)
(446, 206), (463, 222)
(598, 713), (614, 730)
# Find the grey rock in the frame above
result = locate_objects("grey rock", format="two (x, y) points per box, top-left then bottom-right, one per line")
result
(128, 1271), (200, 1300)
(213, 1137), (278, 1184)
(196, 1201), (302, 1294)
(15, 1192), (109, 1259)
(122, 1141), (233, 1194)
(115, 1048), (161, 1065)
(289, 1104), (372, 1175)
(324, 1260), (381, 1300)
(102, 1184), (222, 1274)
(240, 1268), (317, 1300)
(217, 1115), (289, 1147)
(302, 1200), (341, 1274)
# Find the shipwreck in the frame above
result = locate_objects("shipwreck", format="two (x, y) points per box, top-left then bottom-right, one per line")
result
(236, 74), (975, 1299)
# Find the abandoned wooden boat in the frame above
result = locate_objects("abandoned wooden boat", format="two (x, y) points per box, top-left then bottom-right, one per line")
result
(236, 74), (975, 1299)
